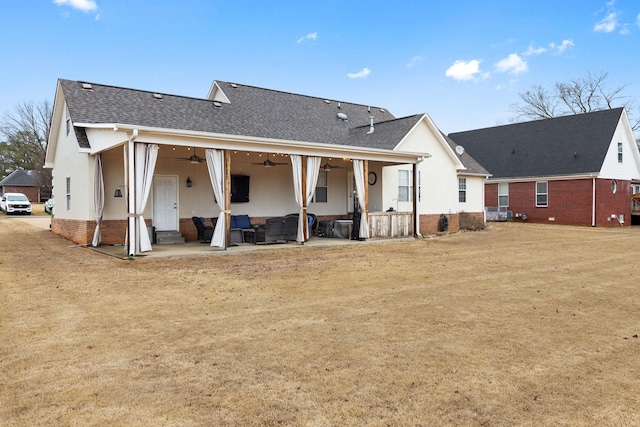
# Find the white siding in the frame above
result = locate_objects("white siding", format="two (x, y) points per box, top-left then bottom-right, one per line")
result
(599, 116), (640, 180)
(51, 101), (93, 221)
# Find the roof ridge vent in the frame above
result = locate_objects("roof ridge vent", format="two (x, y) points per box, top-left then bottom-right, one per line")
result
(213, 101), (222, 108)
(153, 93), (163, 100)
(230, 83), (238, 88)
(81, 83), (93, 91)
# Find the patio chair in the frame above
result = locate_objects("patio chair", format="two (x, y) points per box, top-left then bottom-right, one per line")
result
(192, 216), (214, 243)
(230, 214), (257, 243)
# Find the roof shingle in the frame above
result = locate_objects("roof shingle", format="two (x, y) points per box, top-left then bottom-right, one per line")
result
(448, 108), (624, 179)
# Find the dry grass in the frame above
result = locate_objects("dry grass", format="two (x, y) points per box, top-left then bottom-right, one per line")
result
(1, 219), (640, 426)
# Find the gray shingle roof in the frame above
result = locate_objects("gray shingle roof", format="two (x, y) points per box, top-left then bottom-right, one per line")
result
(59, 79), (412, 149)
(448, 108), (624, 179)
(441, 133), (489, 175)
(0, 169), (36, 186)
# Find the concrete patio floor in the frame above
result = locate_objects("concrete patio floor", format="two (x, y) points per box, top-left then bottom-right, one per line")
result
(90, 235), (409, 260)
(6, 215), (415, 260)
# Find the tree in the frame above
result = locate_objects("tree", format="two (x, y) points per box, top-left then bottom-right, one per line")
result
(511, 71), (639, 131)
(0, 100), (52, 199)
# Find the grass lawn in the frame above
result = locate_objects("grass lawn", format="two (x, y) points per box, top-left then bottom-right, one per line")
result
(1, 219), (639, 426)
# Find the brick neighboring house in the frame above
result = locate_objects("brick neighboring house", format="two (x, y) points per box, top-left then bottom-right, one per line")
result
(448, 108), (640, 227)
(0, 169), (40, 202)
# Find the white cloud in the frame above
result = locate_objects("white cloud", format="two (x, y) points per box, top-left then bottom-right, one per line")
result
(407, 55), (423, 68)
(347, 68), (371, 79)
(550, 39), (575, 53)
(445, 60), (484, 81)
(495, 53), (528, 75)
(297, 32), (318, 44)
(54, 0), (98, 12)
(523, 44), (546, 56)
(594, 12), (618, 32)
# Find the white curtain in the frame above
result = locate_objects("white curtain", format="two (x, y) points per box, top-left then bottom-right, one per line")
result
(352, 160), (370, 239)
(291, 155), (322, 242)
(305, 156), (322, 239)
(91, 154), (104, 247)
(290, 155), (304, 242)
(206, 149), (226, 248)
(128, 143), (158, 256)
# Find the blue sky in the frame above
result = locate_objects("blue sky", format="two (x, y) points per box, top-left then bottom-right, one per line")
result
(1, 0), (639, 134)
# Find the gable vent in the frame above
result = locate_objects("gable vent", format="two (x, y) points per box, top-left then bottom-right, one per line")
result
(81, 83), (93, 91)
(153, 93), (163, 100)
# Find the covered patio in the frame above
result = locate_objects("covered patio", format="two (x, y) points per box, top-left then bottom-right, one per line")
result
(89, 127), (425, 257)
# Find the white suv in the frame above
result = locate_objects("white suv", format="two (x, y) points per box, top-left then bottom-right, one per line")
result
(0, 193), (32, 215)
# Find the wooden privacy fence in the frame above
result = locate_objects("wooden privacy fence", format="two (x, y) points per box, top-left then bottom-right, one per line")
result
(368, 212), (413, 238)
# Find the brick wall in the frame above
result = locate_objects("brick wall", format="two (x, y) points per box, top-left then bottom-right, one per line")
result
(486, 178), (632, 227)
(419, 213), (460, 235)
(51, 218), (92, 245)
(2, 186), (39, 202)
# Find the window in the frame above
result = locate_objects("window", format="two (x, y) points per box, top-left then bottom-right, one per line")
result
(398, 170), (412, 202)
(498, 183), (509, 207)
(611, 180), (617, 194)
(65, 106), (71, 136)
(66, 177), (71, 211)
(536, 181), (548, 207)
(458, 178), (467, 203)
(632, 184), (640, 195)
(618, 142), (623, 163)
(312, 171), (328, 203)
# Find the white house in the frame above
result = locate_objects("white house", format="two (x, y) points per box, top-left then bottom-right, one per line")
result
(45, 79), (487, 256)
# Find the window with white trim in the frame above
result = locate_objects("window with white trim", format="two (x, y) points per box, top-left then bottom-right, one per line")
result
(618, 142), (623, 163)
(398, 170), (412, 202)
(65, 106), (71, 136)
(312, 170), (328, 203)
(458, 178), (467, 203)
(536, 181), (548, 207)
(498, 183), (509, 207)
(66, 177), (71, 211)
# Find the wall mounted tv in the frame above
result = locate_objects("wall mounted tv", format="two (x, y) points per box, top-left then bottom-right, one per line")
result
(231, 174), (250, 203)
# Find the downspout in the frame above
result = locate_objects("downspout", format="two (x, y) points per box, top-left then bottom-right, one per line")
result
(591, 176), (596, 227)
(483, 175), (490, 225)
(127, 129), (139, 257)
(414, 156), (426, 237)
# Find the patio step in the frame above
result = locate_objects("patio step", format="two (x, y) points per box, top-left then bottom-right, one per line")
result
(155, 230), (185, 245)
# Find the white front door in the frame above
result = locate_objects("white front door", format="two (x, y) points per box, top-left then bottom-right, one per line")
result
(153, 175), (178, 231)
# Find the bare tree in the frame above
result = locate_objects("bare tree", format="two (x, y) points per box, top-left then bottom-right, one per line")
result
(511, 71), (639, 131)
(0, 100), (53, 199)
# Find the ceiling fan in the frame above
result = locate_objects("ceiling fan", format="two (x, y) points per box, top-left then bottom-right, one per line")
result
(178, 148), (205, 164)
(321, 161), (346, 171)
(251, 158), (289, 167)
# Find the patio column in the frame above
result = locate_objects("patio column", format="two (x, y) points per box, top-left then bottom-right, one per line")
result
(126, 136), (136, 256)
(413, 162), (419, 237)
(224, 149), (231, 248)
(301, 156), (308, 242)
(364, 160), (369, 238)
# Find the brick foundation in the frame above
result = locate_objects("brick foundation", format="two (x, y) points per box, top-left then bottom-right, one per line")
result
(419, 213), (460, 235)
